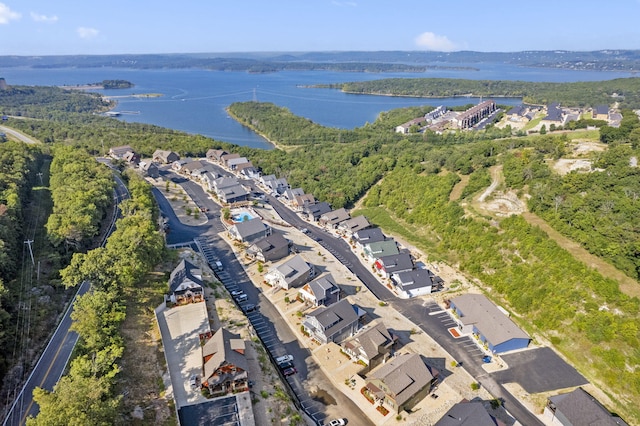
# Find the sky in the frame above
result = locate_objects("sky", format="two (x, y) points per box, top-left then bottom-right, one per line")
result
(1, 1), (640, 56)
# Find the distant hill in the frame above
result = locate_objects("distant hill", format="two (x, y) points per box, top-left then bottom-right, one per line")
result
(1, 50), (639, 72)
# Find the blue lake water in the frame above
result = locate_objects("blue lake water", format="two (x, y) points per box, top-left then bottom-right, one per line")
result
(1, 64), (635, 150)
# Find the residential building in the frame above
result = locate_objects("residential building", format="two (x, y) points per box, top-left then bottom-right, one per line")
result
(374, 253), (413, 278)
(228, 218), (271, 243)
(168, 259), (204, 304)
(298, 274), (341, 307)
(338, 215), (371, 236)
(152, 149), (180, 164)
(240, 166), (261, 180)
(342, 321), (395, 369)
(302, 201), (332, 222)
(593, 105), (610, 120)
(201, 328), (249, 397)
(392, 269), (443, 298)
(363, 239), (399, 263)
(227, 157), (250, 171)
(435, 401), (504, 426)
(302, 299), (360, 344)
(246, 233), (291, 263)
(206, 149), (227, 163)
(544, 387), (628, 426)
(123, 150), (140, 165)
(319, 207), (351, 229)
(365, 353), (437, 414)
(283, 188), (305, 203)
(264, 254), (315, 289)
(139, 161), (159, 178)
(449, 294), (530, 353)
(217, 184), (250, 204)
(293, 193), (316, 211)
(109, 145), (135, 159)
(352, 228), (386, 250)
(220, 153), (241, 168)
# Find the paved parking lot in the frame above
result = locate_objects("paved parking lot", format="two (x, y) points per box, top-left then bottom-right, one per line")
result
(493, 347), (588, 393)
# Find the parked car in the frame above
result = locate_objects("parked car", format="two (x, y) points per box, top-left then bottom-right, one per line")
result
(278, 361), (294, 371)
(282, 367), (297, 376)
(230, 290), (244, 297)
(327, 419), (346, 426)
(275, 354), (294, 365)
(235, 293), (248, 302)
(243, 304), (257, 313)
(189, 374), (198, 388)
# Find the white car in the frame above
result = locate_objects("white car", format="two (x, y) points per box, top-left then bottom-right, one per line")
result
(275, 354), (294, 365)
(327, 419), (346, 426)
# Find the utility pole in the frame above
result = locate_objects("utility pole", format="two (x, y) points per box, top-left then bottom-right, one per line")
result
(24, 240), (34, 266)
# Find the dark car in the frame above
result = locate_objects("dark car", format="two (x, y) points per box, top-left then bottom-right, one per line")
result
(282, 367), (297, 376)
(243, 304), (257, 313)
(278, 361), (294, 371)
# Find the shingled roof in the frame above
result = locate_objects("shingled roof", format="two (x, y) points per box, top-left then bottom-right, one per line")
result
(368, 353), (434, 407)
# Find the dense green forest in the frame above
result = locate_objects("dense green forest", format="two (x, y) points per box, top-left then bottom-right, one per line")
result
(2, 84), (640, 422)
(321, 77), (640, 109)
(0, 85), (112, 117)
(46, 146), (115, 250)
(0, 142), (42, 378)
(30, 171), (165, 425)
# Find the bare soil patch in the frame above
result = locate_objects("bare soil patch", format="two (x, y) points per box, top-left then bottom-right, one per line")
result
(449, 173), (469, 201)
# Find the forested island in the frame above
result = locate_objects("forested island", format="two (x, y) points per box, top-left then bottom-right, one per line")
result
(0, 81), (639, 424)
(318, 77), (640, 109)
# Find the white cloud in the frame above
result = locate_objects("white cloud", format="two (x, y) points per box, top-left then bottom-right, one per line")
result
(31, 12), (58, 23)
(415, 32), (458, 52)
(0, 3), (21, 24)
(77, 26), (99, 39)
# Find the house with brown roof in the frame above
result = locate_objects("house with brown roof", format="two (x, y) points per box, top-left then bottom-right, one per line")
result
(123, 150), (140, 165)
(220, 153), (241, 168)
(293, 193), (316, 211)
(342, 321), (395, 369)
(152, 149), (180, 164)
(206, 149), (227, 162)
(201, 328), (249, 397)
(365, 353), (438, 414)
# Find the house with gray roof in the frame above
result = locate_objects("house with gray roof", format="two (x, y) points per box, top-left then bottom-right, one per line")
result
(298, 274), (341, 307)
(435, 401), (503, 426)
(365, 353), (437, 414)
(392, 268), (443, 298)
(139, 161), (159, 178)
(374, 252), (413, 278)
(544, 387), (628, 426)
(319, 207), (351, 229)
(283, 188), (305, 203)
(338, 215), (371, 236)
(302, 201), (332, 222)
(226, 157), (250, 171)
(152, 149), (180, 164)
(240, 166), (261, 180)
(168, 259), (204, 304)
(228, 218), (271, 244)
(342, 321), (395, 369)
(181, 160), (207, 175)
(212, 176), (239, 192)
(450, 294), (530, 354)
(123, 150), (140, 165)
(352, 228), (386, 250)
(246, 233), (290, 263)
(264, 254), (315, 290)
(201, 328), (248, 397)
(363, 239), (399, 263)
(217, 184), (250, 204)
(593, 105), (610, 121)
(302, 299), (360, 344)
